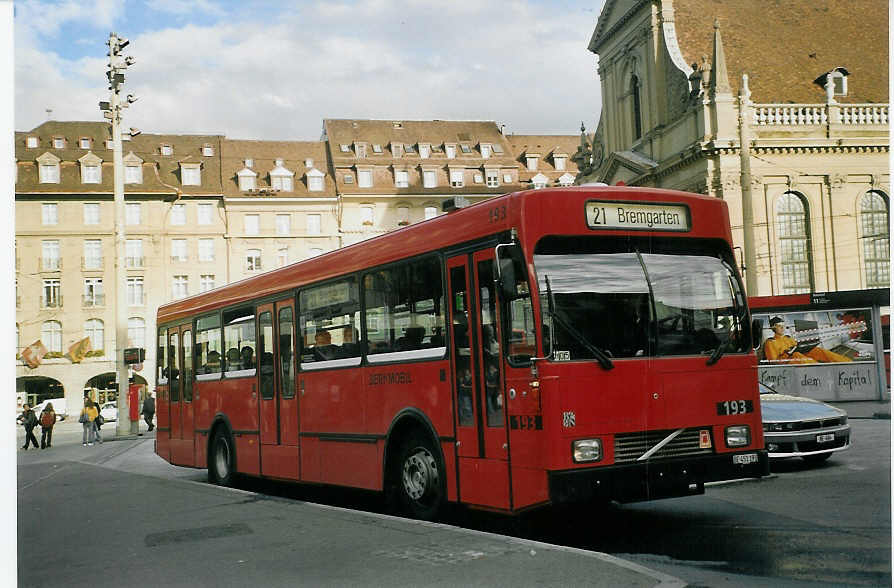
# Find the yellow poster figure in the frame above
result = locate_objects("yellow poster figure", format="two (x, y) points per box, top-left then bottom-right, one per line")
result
(763, 316), (852, 364)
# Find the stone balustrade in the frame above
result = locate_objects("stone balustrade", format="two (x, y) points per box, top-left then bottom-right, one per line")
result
(752, 103), (888, 126)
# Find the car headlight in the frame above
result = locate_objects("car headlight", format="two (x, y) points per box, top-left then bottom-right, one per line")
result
(572, 439), (603, 463)
(725, 425), (751, 447)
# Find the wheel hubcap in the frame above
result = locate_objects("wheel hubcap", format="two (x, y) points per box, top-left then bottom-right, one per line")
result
(215, 440), (229, 478)
(402, 448), (437, 502)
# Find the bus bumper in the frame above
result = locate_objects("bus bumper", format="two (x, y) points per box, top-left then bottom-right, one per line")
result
(548, 450), (769, 504)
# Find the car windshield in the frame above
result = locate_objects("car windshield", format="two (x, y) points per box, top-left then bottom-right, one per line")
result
(533, 236), (750, 360)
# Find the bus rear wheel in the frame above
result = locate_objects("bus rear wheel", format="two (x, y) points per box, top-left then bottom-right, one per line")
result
(395, 433), (445, 521)
(208, 429), (235, 486)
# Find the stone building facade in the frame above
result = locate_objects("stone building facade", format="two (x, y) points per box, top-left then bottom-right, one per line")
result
(15, 119), (579, 412)
(577, 0), (889, 297)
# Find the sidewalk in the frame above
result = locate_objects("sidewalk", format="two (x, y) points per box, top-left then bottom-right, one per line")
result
(827, 399), (891, 419)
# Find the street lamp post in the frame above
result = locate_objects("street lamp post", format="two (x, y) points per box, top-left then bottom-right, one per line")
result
(100, 32), (137, 436)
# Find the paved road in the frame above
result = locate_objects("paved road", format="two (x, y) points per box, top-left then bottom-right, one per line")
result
(508, 419), (891, 587)
(17, 419), (889, 586)
(17, 423), (680, 588)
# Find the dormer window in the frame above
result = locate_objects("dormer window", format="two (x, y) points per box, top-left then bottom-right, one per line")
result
(459, 144), (471, 154)
(105, 140), (115, 149)
(79, 152), (103, 184)
(391, 143), (403, 157)
(419, 143), (431, 158)
(244, 158), (253, 168)
(372, 144), (383, 154)
(79, 137), (92, 150)
(124, 151), (143, 184)
(344, 173), (354, 184)
(531, 173), (549, 189)
(355, 142), (367, 158)
(339, 144), (351, 153)
(553, 155), (567, 171)
(558, 173), (575, 187)
(52, 136), (66, 149)
(814, 67), (849, 98)
(525, 154), (539, 171)
(305, 158), (313, 168)
(480, 144), (491, 159)
(431, 144), (442, 153)
(357, 169), (373, 188)
(306, 168), (324, 191)
(26, 136), (38, 149)
(37, 152), (61, 184)
(403, 143), (416, 154)
(445, 144), (456, 159)
(450, 169), (464, 188)
(492, 143), (504, 154)
(180, 162), (201, 186)
(270, 159), (295, 191)
(237, 167), (257, 191)
(202, 144), (214, 156)
(160, 144), (173, 156)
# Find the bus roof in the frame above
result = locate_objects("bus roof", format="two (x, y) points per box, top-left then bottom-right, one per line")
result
(157, 186), (731, 324)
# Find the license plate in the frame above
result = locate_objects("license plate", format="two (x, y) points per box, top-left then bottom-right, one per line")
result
(816, 433), (835, 443)
(733, 453), (758, 465)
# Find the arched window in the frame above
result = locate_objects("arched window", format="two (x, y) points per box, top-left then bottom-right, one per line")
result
(85, 318), (104, 351)
(41, 320), (62, 353)
(128, 317), (146, 349)
(776, 192), (812, 293)
(631, 75), (642, 141)
(860, 190), (890, 288)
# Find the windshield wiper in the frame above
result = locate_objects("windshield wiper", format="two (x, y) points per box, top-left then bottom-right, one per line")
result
(706, 342), (726, 366)
(545, 275), (614, 370)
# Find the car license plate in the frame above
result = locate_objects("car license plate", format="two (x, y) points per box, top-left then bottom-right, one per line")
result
(733, 453), (758, 465)
(816, 433), (835, 443)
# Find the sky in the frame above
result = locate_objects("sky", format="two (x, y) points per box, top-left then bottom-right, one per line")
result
(14, 0), (606, 140)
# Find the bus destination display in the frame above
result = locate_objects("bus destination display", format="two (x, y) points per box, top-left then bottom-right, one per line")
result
(586, 201), (690, 231)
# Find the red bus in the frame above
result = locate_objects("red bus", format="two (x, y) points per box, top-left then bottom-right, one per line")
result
(155, 186), (768, 519)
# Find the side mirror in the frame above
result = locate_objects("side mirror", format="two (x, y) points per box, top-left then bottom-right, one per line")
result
(498, 257), (517, 300)
(751, 318), (763, 350)
(495, 243), (526, 301)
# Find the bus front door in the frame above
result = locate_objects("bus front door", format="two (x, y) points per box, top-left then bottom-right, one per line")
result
(448, 250), (511, 509)
(257, 300), (300, 480)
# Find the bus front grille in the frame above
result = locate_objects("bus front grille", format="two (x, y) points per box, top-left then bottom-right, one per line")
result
(614, 428), (714, 464)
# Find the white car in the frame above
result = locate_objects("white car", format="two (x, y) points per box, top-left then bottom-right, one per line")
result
(100, 402), (118, 422)
(759, 383), (851, 464)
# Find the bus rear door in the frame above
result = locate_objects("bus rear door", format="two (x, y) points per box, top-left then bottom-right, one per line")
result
(448, 249), (511, 509)
(168, 323), (195, 466)
(257, 300), (300, 480)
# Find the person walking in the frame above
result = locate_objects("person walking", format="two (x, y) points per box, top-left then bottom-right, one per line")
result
(39, 402), (56, 449)
(80, 400), (102, 446)
(21, 404), (39, 450)
(142, 392), (155, 432)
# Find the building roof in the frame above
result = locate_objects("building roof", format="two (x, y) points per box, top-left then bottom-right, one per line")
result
(322, 119), (521, 196)
(672, 0), (888, 104)
(507, 135), (581, 183)
(220, 139), (335, 198)
(16, 121), (224, 195)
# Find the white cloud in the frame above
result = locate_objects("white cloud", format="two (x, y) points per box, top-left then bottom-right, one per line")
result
(15, 0), (604, 139)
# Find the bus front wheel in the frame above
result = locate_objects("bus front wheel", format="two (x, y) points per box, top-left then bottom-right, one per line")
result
(208, 429), (235, 485)
(396, 433), (445, 521)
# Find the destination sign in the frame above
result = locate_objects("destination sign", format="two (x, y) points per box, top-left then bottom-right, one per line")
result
(585, 201), (690, 231)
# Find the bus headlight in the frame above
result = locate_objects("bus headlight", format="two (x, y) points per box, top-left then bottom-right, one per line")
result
(572, 439), (603, 463)
(725, 425), (751, 448)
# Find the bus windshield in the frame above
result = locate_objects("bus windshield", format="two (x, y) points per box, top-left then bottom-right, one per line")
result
(533, 236), (749, 360)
